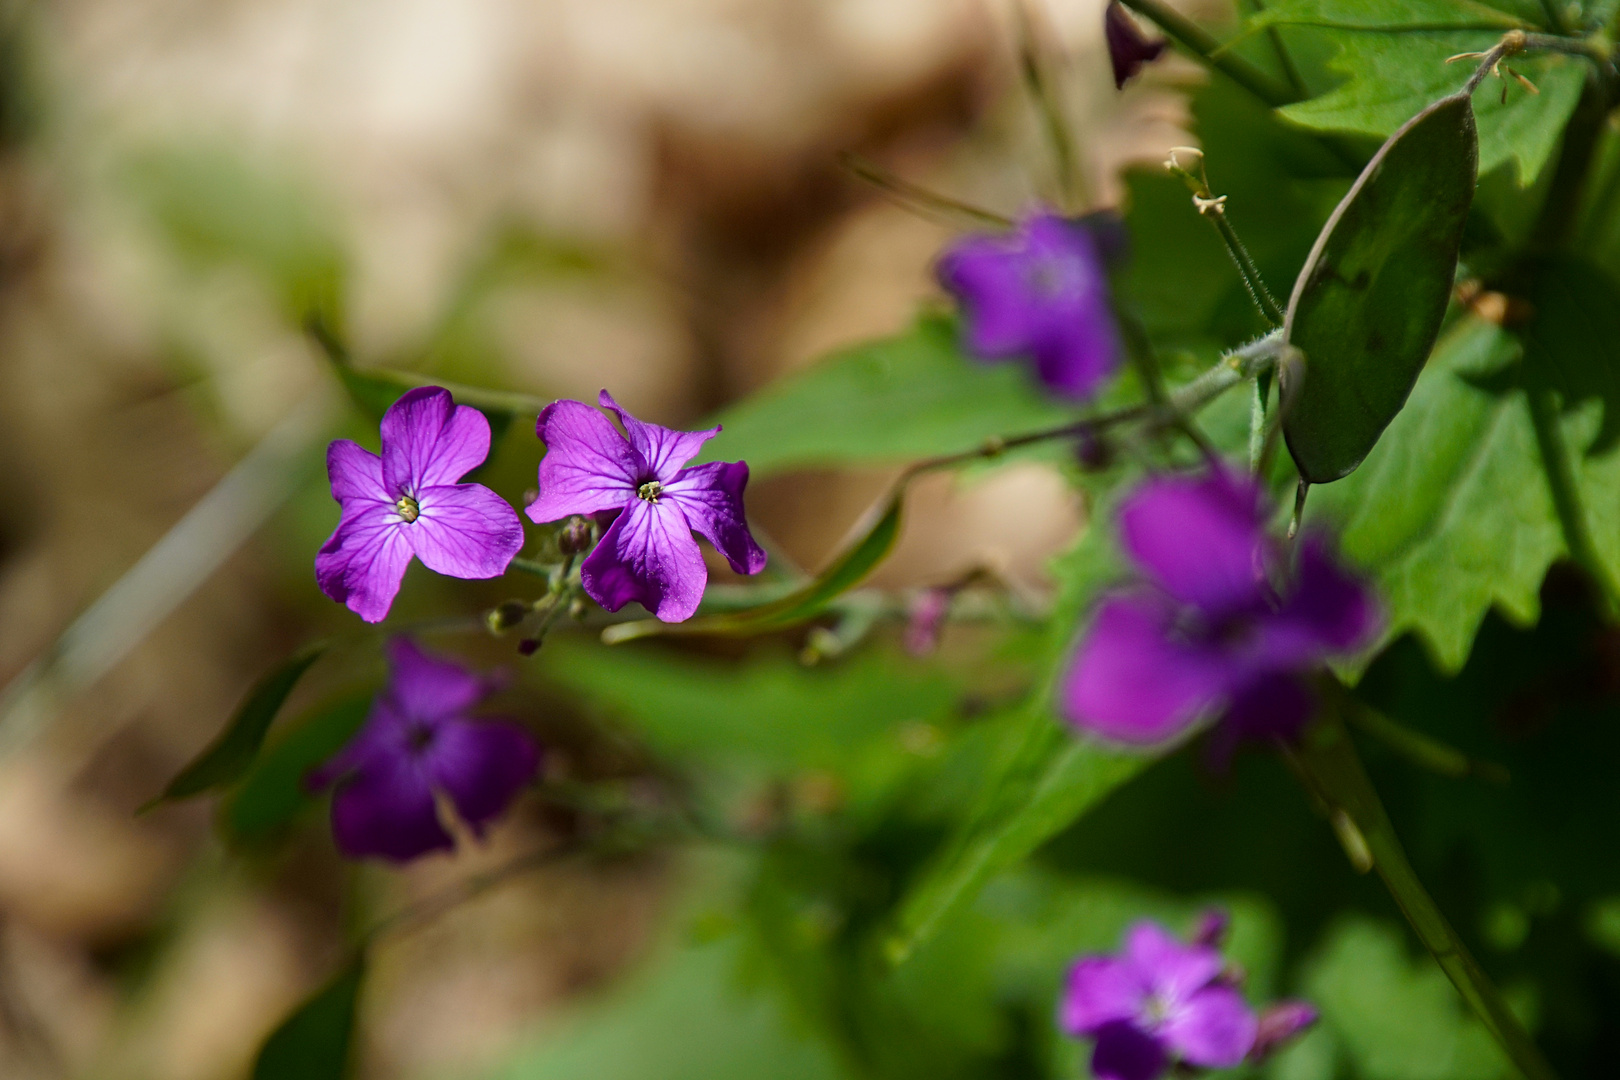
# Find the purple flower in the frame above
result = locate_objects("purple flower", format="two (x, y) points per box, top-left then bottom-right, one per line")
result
(317, 387), (525, 623)
(1060, 919), (1258, 1080)
(1106, 2), (1166, 90)
(1061, 468), (1376, 753)
(936, 211), (1122, 401)
(525, 391), (766, 622)
(307, 638), (540, 862)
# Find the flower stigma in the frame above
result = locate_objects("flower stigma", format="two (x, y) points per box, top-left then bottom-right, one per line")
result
(637, 480), (664, 503)
(395, 494), (421, 522)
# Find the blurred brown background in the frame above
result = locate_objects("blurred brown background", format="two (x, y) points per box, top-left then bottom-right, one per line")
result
(0, 0), (1211, 1076)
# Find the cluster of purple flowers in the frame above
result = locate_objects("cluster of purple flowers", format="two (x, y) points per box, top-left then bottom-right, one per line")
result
(1061, 914), (1316, 1080)
(317, 386), (766, 626)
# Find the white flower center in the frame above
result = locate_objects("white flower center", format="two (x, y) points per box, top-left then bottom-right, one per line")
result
(637, 481), (663, 503)
(395, 494), (421, 522)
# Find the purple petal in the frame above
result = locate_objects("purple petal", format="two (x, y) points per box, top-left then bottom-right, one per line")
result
(1031, 300), (1122, 400)
(579, 498), (708, 622)
(663, 461), (767, 575)
(1060, 957), (1148, 1037)
(1061, 595), (1233, 745)
(528, 399), (643, 523)
(327, 439), (388, 502)
(1117, 470), (1271, 617)
(408, 482), (524, 579)
(426, 717), (541, 834)
(384, 638), (491, 720)
(1124, 922), (1223, 1005)
(315, 502), (415, 623)
(936, 234), (1037, 359)
(1261, 535), (1379, 663)
(1106, 2), (1166, 89)
(1162, 983), (1257, 1068)
(328, 753), (453, 862)
(1090, 1020), (1168, 1080)
(380, 387), (493, 494)
(598, 391), (717, 482)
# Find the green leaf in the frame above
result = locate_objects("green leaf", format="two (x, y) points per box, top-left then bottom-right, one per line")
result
(696, 314), (1072, 478)
(330, 364), (546, 425)
(1308, 317), (1559, 674)
(1246, 0), (1526, 32)
(1513, 254), (1620, 456)
(147, 642), (328, 807)
(222, 691), (371, 844)
(885, 710), (1144, 964)
(1303, 917), (1514, 1080)
(600, 489), (903, 643)
(1278, 30), (1586, 185)
(499, 901), (840, 1080)
(253, 956), (365, 1080)
(1284, 93), (1478, 482)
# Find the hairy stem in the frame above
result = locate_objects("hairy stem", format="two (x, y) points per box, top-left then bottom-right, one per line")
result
(1287, 712), (1559, 1080)
(1526, 384), (1620, 615)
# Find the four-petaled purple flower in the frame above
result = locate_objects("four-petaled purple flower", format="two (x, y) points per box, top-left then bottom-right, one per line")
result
(1106, 1), (1166, 90)
(526, 391), (766, 622)
(1062, 468), (1376, 755)
(1061, 919), (1256, 1080)
(307, 638), (541, 862)
(317, 387), (524, 623)
(936, 210), (1122, 401)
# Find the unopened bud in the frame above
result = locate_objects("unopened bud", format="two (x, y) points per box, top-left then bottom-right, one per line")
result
(1192, 908), (1230, 949)
(904, 589), (952, 657)
(1249, 1001), (1319, 1061)
(1077, 429), (1114, 472)
(558, 516), (593, 556)
(1105, 1), (1165, 90)
(486, 599), (530, 634)
(517, 638), (541, 657)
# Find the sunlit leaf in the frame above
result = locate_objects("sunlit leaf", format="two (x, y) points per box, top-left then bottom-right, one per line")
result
(253, 956), (365, 1080)
(697, 314), (1072, 478)
(600, 490), (903, 643)
(146, 642), (328, 807)
(1284, 93), (1477, 483)
(1278, 29), (1584, 185)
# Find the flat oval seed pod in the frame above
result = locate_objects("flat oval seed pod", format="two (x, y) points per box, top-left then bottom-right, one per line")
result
(1283, 92), (1478, 483)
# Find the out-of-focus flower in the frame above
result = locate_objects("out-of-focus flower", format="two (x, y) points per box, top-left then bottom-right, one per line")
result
(317, 387), (524, 623)
(526, 390), (766, 622)
(1250, 1000), (1319, 1061)
(936, 210), (1122, 401)
(1106, 2), (1166, 89)
(1062, 469), (1376, 753)
(307, 639), (540, 862)
(904, 587), (953, 656)
(1060, 918), (1257, 1080)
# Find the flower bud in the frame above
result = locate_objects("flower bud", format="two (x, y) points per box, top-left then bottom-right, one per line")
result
(558, 516), (594, 556)
(1106, 2), (1166, 90)
(1192, 908), (1230, 949)
(904, 588), (952, 656)
(1077, 429), (1114, 472)
(1249, 1000), (1319, 1061)
(486, 599), (531, 634)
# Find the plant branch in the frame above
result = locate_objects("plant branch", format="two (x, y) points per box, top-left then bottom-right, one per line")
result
(1165, 148), (1284, 327)
(1526, 384), (1620, 616)
(1118, 0), (1297, 107)
(838, 154), (1011, 229)
(1346, 701), (1510, 785)
(1286, 709), (1559, 1080)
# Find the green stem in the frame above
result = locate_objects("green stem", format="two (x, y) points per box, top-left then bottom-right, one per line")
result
(1118, 0), (1296, 107)
(508, 556), (553, 579)
(1288, 712), (1559, 1080)
(1211, 209), (1284, 326)
(1015, 0), (1083, 209)
(1526, 384), (1620, 615)
(1243, 0), (1307, 98)
(1346, 701), (1510, 785)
